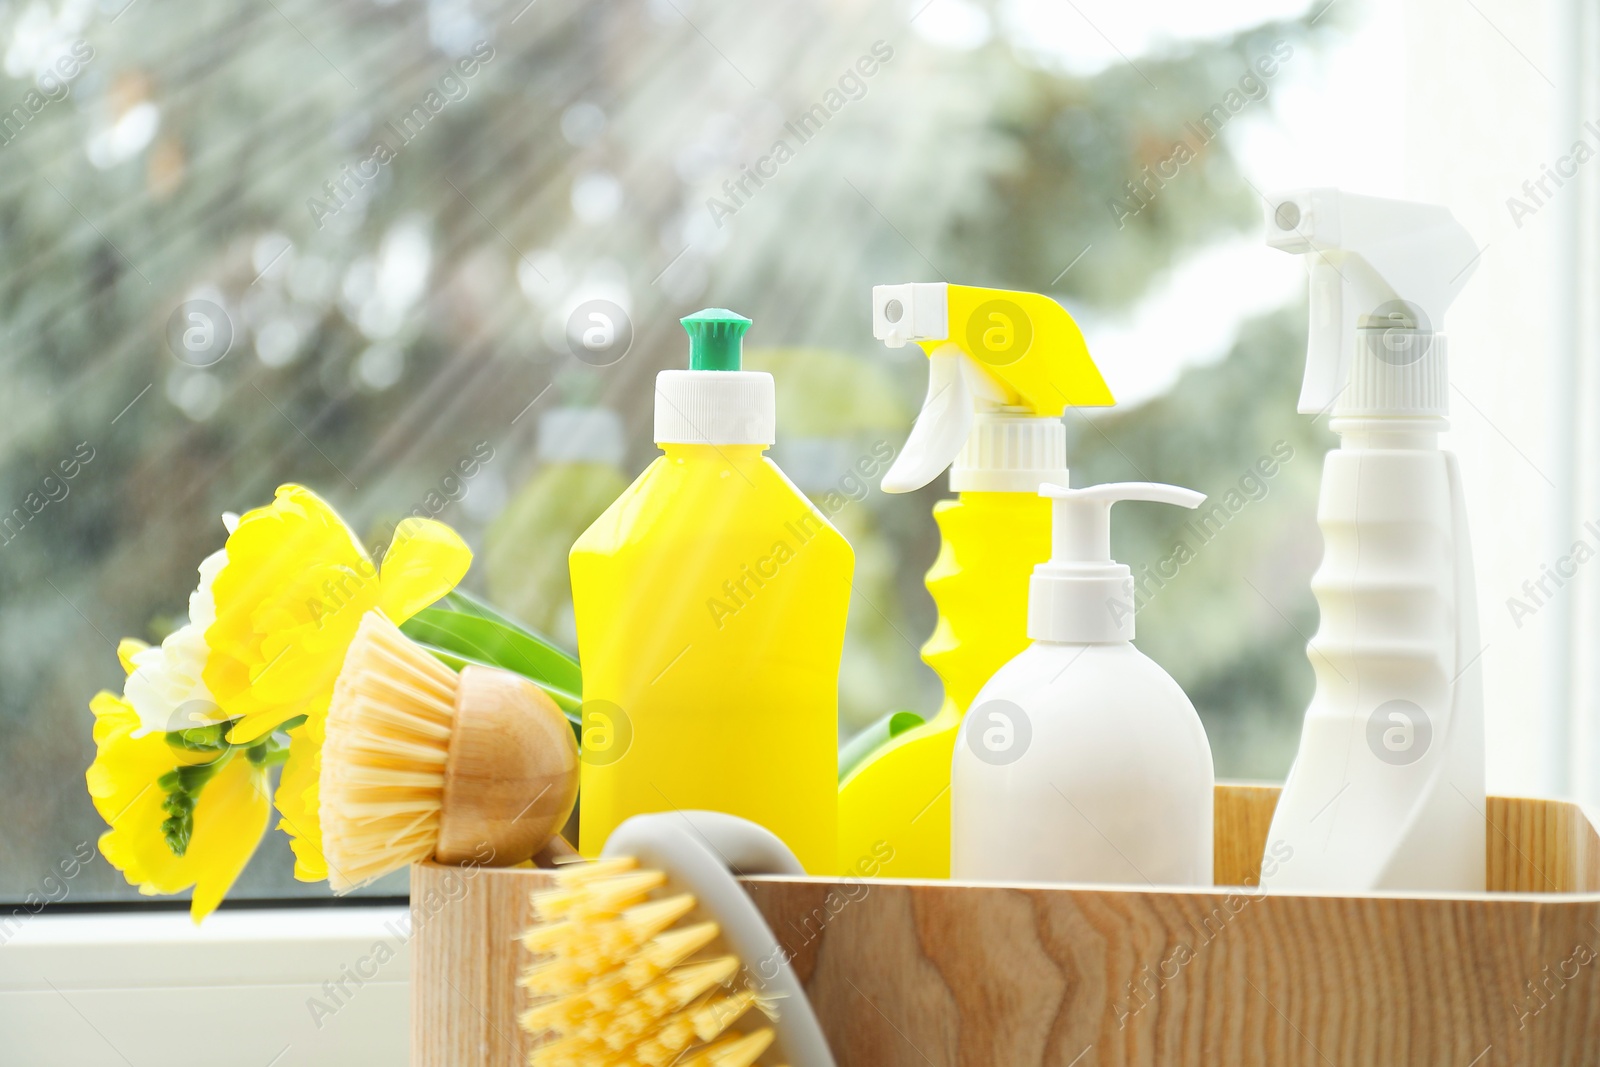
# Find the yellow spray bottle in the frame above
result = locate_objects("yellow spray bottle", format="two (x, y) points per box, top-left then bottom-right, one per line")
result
(570, 309), (853, 874)
(836, 283), (1113, 878)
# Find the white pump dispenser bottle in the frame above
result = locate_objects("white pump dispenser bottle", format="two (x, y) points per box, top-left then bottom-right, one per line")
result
(951, 481), (1215, 886)
(1262, 188), (1487, 892)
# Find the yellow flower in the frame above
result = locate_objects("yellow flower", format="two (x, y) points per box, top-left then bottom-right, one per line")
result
(116, 637), (147, 674)
(273, 696), (328, 881)
(85, 690), (271, 922)
(205, 485), (470, 744)
(87, 483), (472, 912)
(203, 484), (471, 881)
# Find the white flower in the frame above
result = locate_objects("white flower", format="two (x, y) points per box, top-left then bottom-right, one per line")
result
(126, 548), (228, 735)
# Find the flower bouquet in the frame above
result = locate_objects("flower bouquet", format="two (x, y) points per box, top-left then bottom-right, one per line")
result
(85, 484), (579, 920)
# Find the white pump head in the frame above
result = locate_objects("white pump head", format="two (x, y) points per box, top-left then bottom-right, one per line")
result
(1028, 481), (1205, 644)
(1266, 188), (1480, 417)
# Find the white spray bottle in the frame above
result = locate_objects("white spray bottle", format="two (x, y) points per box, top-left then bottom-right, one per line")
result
(1262, 188), (1486, 892)
(951, 481), (1215, 886)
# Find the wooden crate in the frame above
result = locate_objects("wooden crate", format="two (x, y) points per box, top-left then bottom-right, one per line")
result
(411, 784), (1600, 1066)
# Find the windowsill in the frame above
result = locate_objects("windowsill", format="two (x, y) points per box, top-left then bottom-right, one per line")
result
(0, 906), (410, 1067)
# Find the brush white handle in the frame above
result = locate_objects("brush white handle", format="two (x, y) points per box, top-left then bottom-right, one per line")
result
(604, 811), (836, 1067)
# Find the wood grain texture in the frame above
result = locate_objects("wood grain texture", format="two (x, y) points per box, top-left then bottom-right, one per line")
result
(436, 665), (579, 866)
(1486, 794), (1600, 892)
(410, 862), (552, 1067)
(412, 790), (1600, 1067)
(1212, 781), (1280, 887)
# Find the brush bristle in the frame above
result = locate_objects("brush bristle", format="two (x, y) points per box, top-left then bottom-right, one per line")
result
(519, 859), (783, 1067)
(319, 611), (460, 892)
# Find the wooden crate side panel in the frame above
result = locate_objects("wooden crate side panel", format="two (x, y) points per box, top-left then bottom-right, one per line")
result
(411, 793), (1600, 1066)
(1214, 782), (1279, 887)
(1486, 795), (1600, 892)
(411, 865), (551, 1067)
(1217, 785), (1600, 894)
(745, 880), (1600, 1067)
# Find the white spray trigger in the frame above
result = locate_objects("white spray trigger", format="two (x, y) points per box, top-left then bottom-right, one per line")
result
(881, 345), (1005, 494)
(1266, 188), (1480, 415)
(873, 282), (948, 350)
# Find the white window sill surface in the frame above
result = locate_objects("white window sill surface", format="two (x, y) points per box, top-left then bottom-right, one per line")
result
(0, 906), (409, 1067)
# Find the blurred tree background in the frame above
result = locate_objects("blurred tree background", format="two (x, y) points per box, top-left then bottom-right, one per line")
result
(0, 0), (1338, 905)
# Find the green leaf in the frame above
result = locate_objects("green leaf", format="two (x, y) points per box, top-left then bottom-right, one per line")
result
(403, 607), (582, 700)
(838, 710), (926, 781)
(440, 588), (575, 657)
(419, 598), (582, 687)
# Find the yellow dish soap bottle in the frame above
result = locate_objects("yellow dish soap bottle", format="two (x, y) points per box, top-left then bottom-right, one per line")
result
(570, 309), (853, 873)
(836, 283), (1114, 879)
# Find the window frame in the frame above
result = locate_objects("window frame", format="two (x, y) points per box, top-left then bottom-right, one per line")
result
(0, 903), (411, 1066)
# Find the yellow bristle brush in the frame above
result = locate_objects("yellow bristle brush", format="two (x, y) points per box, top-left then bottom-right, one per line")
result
(318, 610), (580, 891)
(520, 811), (836, 1067)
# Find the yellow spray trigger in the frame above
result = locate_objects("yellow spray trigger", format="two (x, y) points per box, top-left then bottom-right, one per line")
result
(873, 283), (1113, 494)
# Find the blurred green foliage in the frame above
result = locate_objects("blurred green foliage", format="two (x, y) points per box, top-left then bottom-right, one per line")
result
(0, 0), (1338, 904)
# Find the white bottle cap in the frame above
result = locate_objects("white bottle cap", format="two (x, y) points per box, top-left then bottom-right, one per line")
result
(949, 413), (1069, 493)
(537, 407), (627, 467)
(654, 370), (775, 446)
(1335, 327), (1449, 417)
(1029, 481), (1205, 643)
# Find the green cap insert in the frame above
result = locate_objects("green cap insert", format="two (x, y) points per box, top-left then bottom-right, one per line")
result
(681, 308), (751, 371)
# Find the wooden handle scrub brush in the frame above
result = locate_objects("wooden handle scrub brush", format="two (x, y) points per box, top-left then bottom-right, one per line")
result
(318, 610), (580, 891)
(520, 810), (836, 1067)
